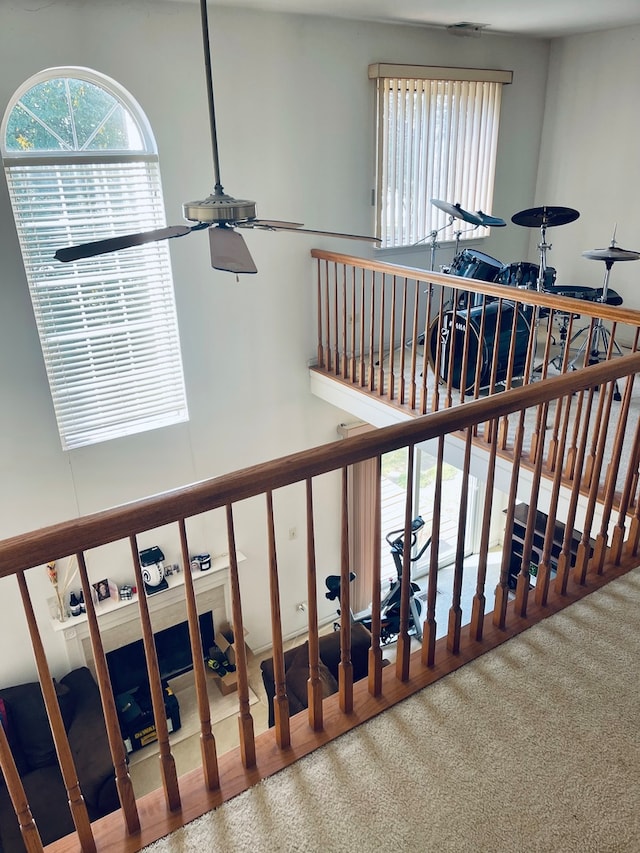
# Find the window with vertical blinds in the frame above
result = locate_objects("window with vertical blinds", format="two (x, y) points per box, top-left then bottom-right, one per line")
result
(369, 64), (512, 249)
(1, 68), (188, 449)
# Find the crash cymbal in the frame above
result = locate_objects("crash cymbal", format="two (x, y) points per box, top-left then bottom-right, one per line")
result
(511, 205), (580, 228)
(431, 199), (482, 226)
(475, 210), (506, 227)
(582, 245), (640, 262)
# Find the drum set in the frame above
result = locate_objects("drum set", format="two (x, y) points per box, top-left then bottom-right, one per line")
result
(426, 198), (639, 391)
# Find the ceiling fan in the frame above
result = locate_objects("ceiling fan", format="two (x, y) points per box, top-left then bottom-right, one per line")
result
(54, 0), (380, 275)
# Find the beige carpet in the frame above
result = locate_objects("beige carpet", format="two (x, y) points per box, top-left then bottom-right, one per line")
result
(142, 567), (640, 852)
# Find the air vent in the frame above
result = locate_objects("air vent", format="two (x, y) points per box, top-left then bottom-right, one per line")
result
(446, 22), (488, 38)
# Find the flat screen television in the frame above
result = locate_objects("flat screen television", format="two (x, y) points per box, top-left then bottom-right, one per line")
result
(106, 611), (214, 697)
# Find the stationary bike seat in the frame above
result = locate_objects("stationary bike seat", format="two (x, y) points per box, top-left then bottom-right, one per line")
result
(325, 572), (356, 600)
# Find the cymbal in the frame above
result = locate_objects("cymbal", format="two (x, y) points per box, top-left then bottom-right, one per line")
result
(582, 245), (640, 262)
(475, 210), (506, 227)
(431, 199), (482, 226)
(511, 205), (580, 228)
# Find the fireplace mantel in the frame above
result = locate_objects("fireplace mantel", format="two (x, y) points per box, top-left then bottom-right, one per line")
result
(54, 552), (244, 671)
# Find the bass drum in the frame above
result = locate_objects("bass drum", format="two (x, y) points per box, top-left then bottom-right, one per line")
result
(428, 301), (531, 392)
(497, 261), (556, 290)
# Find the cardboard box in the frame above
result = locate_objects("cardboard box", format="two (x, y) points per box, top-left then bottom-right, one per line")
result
(214, 622), (248, 668)
(209, 669), (238, 696)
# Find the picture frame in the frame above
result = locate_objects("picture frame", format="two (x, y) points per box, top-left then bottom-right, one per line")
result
(92, 578), (117, 603)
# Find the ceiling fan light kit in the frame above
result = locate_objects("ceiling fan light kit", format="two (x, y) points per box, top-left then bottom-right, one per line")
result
(53, 0), (379, 276)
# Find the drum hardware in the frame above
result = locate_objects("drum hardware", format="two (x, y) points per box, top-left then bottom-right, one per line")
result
(511, 205), (580, 380)
(511, 205), (580, 292)
(568, 237), (637, 382)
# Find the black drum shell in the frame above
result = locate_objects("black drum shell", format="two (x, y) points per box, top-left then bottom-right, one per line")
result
(428, 301), (531, 392)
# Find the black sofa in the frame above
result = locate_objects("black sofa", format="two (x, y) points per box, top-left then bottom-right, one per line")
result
(0, 667), (119, 852)
(260, 622), (377, 728)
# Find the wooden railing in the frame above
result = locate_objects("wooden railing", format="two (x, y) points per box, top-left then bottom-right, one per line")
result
(311, 250), (640, 478)
(2, 351), (640, 851)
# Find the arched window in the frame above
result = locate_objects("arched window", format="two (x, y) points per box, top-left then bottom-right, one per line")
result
(1, 67), (188, 449)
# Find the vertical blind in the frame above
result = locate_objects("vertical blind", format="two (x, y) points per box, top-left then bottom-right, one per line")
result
(370, 65), (512, 249)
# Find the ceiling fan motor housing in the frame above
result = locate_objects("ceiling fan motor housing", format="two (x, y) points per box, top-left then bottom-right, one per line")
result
(183, 194), (257, 224)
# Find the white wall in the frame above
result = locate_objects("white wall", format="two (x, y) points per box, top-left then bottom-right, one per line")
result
(533, 25), (640, 306)
(0, 0), (551, 680)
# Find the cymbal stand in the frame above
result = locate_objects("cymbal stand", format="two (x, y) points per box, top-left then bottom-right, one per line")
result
(569, 259), (624, 368)
(529, 221), (552, 381)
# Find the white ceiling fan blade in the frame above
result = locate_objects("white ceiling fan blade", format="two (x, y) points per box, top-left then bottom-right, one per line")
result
(209, 227), (257, 274)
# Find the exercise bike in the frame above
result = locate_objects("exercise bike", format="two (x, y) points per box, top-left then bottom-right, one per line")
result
(325, 516), (431, 644)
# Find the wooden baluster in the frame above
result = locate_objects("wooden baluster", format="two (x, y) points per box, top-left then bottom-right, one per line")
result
(430, 287), (445, 413)
(514, 402), (550, 618)
(470, 419), (498, 641)
(368, 457), (384, 697)
(338, 468), (354, 712)
(522, 304), (540, 389)
(316, 258), (324, 370)
(554, 389), (595, 595)
(419, 281), (433, 415)
(624, 432), (640, 559)
(341, 264), (348, 379)
(497, 301), (515, 449)
(16, 572), (96, 851)
(76, 551), (140, 833)
(535, 394), (573, 607)
(395, 444), (415, 681)
(409, 278), (420, 410)
(324, 261), (332, 373)
(377, 273), (386, 395)
(221, 508), (256, 765)
(358, 267), (366, 387)
(176, 520), (221, 787)
(332, 262), (340, 375)
(591, 371), (635, 571)
(388, 275), (397, 401)
(129, 536), (181, 812)
(349, 265), (357, 382)
(422, 435), (443, 667)
(444, 296), (457, 409)
(447, 429), (471, 653)
(546, 312), (577, 474)
(304, 479), (324, 729)
(368, 271), (376, 391)
(471, 295), (488, 408)
(398, 276), (409, 405)
(573, 379), (617, 584)
(0, 721), (42, 853)
(265, 491), (290, 748)
(494, 409), (526, 629)
(563, 388), (587, 481)
(458, 299), (473, 405)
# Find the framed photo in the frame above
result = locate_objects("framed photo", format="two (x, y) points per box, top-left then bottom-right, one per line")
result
(92, 578), (111, 602)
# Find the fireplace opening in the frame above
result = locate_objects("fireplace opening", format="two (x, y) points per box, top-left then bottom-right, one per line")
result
(106, 611), (214, 696)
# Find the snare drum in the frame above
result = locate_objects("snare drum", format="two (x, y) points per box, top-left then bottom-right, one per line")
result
(428, 301), (531, 392)
(497, 261), (556, 290)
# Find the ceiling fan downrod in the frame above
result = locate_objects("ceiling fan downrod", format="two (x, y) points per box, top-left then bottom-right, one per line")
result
(200, 0), (223, 197)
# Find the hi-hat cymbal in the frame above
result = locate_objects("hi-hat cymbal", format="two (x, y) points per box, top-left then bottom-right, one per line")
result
(431, 199), (482, 226)
(475, 210), (506, 227)
(582, 245), (640, 262)
(511, 205), (580, 228)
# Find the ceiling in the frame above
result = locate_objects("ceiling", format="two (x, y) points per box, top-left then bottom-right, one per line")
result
(210, 0), (640, 39)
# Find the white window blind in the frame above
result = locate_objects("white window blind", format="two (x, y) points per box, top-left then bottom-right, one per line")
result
(370, 64), (512, 248)
(1, 69), (188, 449)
